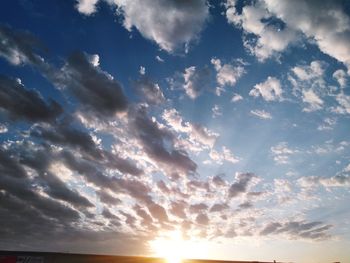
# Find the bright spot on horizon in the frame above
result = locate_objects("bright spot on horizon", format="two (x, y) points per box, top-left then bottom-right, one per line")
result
(150, 230), (209, 263)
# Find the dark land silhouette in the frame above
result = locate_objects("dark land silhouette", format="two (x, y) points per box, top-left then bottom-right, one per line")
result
(0, 251), (280, 263)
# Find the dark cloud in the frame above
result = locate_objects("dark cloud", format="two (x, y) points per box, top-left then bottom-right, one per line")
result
(60, 51), (128, 116)
(0, 75), (62, 122)
(104, 151), (143, 177)
(229, 173), (256, 198)
(130, 106), (197, 175)
(31, 122), (101, 159)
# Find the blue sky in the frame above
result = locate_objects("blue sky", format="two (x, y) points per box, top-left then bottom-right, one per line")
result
(0, 1), (350, 262)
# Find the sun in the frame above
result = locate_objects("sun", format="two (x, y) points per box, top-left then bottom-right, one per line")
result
(150, 230), (185, 263)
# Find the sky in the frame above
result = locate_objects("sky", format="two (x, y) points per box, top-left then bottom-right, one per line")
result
(0, 0), (350, 262)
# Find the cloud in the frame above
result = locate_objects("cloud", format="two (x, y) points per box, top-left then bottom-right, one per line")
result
(209, 146), (240, 164)
(211, 58), (245, 89)
(211, 105), (222, 118)
(77, 0), (209, 52)
(31, 122), (102, 159)
(263, 0), (350, 73)
(271, 142), (298, 164)
(292, 61), (325, 81)
(228, 173), (256, 198)
(75, 0), (100, 15)
(0, 75), (62, 122)
(0, 24), (44, 66)
(298, 175), (350, 188)
(162, 108), (218, 148)
(226, 0), (350, 72)
(333, 69), (347, 88)
(302, 89), (324, 112)
(209, 203), (229, 213)
(317, 117), (337, 131)
(260, 220), (332, 240)
(231, 93), (243, 102)
(183, 66), (211, 99)
(333, 92), (350, 114)
(249, 76), (283, 101)
(133, 77), (165, 105)
(250, 109), (272, 119)
(58, 51), (128, 116)
(130, 106), (197, 176)
(225, 0), (298, 60)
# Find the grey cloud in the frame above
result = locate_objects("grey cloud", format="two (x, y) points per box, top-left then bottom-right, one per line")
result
(260, 220), (332, 240)
(147, 202), (169, 223)
(9, 144), (94, 209)
(229, 173), (256, 198)
(182, 66), (212, 99)
(59, 51), (128, 116)
(196, 213), (209, 225)
(212, 174), (227, 187)
(210, 203), (229, 213)
(31, 122), (102, 159)
(134, 204), (153, 225)
(170, 201), (187, 219)
(96, 190), (121, 206)
(189, 203), (208, 214)
(0, 24), (44, 65)
(238, 201), (253, 210)
(133, 77), (165, 105)
(104, 151), (143, 177)
(130, 106), (197, 175)
(298, 174), (350, 188)
(0, 75), (62, 123)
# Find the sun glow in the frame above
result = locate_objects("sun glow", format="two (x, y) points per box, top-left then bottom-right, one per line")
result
(150, 230), (210, 263)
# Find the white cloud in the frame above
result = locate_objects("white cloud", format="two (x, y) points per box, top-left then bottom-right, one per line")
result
(263, 0), (350, 73)
(110, 0), (209, 52)
(249, 76), (282, 101)
(298, 175), (350, 188)
(212, 104), (222, 118)
(75, 0), (99, 15)
(292, 61), (325, 81)
(155, 55), (164, 63)
(333, 69), (347, 89)
(225, 0), (298, 61)
(183, 66), (211, 99)
(226, 0), (350, 72)
(231, 93), (243, 102)
(302, 89), (323, 112)
(333, 92), (350, 114)
(250, 109), (272, 120)
(162, 108), (218, 148)
(271, 142), (298, 164)
(0, 124), (8, 133)
(139, 66), (145, 75)
(211, 58), (245, 88)
(209, 146), (240, 164)
(317, 118), (336, 131)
